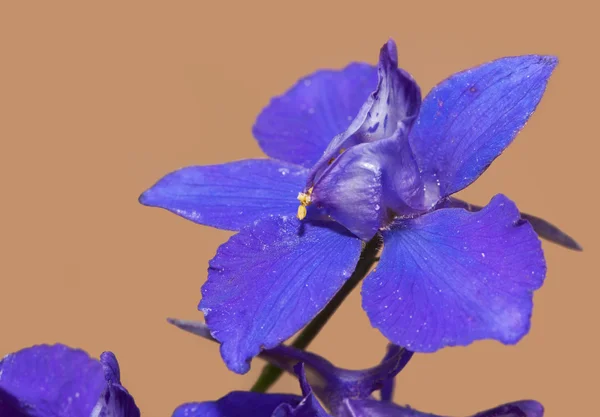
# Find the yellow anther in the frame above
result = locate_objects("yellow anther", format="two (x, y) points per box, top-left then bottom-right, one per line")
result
(297, 205), (307, 220)
(296, 187), (314, 220)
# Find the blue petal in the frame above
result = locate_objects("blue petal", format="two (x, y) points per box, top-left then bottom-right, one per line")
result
(167, 319), (412, 415)
(100, 352), (121, 385)
(200, 216), (362, 373)
(342, 399), (543, 417)
(253, 63), (378, 168)
(472, 401), (544, 417)
(343, 399), (437, 417)
(311, 137), (425, 240)
(316, 345), (412, 415)
(445, 197), (582, 251)
(139, 159), (308, 231)
(270, 363), (331, 417)
(0, 344), (106, 417)
(409, 55), (558, 197)
(172, 392), (302, 417)
(97, 352), (141, 417)
(307, 40), (421, 188)
(362, 194), (546, 352)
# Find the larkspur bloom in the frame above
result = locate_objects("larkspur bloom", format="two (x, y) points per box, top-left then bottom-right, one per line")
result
(140, 39), (580, 374)
(170, 319), (544, 417)
(0, 344), (140, 417)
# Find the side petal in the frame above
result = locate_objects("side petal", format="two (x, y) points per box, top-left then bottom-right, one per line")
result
(409, 55), (558, 197)
(200, 216), (363, 373)
(445, 198), (582, 251)
(362, 194), (546, 352)
(0, 344), (106, 417)
(139, 159), (307, 231)
(172, 392), (302, 417)
(311, 137), (425, 241)
(253, 63), (378, 168)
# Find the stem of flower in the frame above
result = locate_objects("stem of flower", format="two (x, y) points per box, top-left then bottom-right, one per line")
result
(250, 235), (382, 393)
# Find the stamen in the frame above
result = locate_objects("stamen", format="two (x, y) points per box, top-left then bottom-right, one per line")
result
(296, 187), (314, 220)
(297, 205), (307, 220)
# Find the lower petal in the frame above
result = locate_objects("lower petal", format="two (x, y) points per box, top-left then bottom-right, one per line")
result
(362, 194), (546, 352)
(139, 159), (307, 231)
(200, 216), (363, 373)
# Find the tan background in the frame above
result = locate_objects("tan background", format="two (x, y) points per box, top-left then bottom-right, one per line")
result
(0, 1), (595, 416)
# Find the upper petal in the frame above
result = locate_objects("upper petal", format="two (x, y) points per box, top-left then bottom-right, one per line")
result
(307, 40), (421, 187)
(253, 62), (377, 168)
(0, 344), (105, 417)
(200, 216), (362, 373)
(409, 55), (558, 198)
(172, 392), (302, 417)
(252, 59), (377, 168)
(362, 194), (546, 352)
(139, 159), (307, 231)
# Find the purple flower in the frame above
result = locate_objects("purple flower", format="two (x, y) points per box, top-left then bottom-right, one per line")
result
(170, 319), (543, 417)
(0, 344), (140, 417)
(140, 39), (577, 374)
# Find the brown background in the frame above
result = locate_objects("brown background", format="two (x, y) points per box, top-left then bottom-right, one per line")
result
(0, 1), (595, 416)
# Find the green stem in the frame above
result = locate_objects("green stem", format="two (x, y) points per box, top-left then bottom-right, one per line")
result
(250, 236), (382, 392)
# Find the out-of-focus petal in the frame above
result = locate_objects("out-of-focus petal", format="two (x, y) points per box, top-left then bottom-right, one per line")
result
(0, 344), (105, 417)
(200, 216), (362, 374)
(409, 55), (558, 198)
(172, 392), (302, 417)
(445, 198), (582, 251)
(167, 319), (411, 414)
(272, 363), (331, 417)
(95, 352), (141, 417)
(473, 400), (544, 417)
(139, 159), (308, 231)
(341, 399), (543, 417)
(362, 194), (546, 352)
(253, 62), (378, 169)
